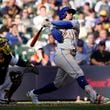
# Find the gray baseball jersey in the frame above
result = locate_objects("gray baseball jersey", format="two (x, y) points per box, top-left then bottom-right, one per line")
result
(53, 20), (84, 88)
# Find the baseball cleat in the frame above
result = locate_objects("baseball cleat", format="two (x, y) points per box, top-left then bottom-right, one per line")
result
(27, 89), (39, 104)
(103, 97), (110, 104)
(94, 95), (110, 104)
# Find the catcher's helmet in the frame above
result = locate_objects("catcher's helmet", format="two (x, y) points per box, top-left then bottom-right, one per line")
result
(0, 37), (11, 55)
(59, 7), (76, 20)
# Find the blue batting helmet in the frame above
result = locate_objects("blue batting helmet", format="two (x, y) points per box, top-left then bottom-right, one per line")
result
(59, 7), (76, 20)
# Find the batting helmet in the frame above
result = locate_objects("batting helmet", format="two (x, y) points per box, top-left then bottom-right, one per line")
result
(59, 7), (76, 20)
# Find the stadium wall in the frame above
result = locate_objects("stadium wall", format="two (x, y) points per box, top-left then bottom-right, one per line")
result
(10, 65), (110, 101)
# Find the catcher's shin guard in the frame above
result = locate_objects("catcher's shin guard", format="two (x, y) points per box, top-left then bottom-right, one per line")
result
(5, 71), (23, 102)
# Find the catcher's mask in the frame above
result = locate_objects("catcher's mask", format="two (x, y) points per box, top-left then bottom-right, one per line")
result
(0, 37), (11, 55)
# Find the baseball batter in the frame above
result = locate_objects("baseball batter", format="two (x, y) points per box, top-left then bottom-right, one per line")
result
(27, 7), (110, 104)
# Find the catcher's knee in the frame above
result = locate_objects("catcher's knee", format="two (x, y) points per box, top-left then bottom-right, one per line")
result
(9, 71), (23, 85)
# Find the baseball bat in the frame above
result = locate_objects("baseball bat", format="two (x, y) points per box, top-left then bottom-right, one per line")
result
(30, 26), (44, 47)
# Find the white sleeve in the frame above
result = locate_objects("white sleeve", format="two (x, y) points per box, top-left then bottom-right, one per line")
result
(10, 55), (19, 66)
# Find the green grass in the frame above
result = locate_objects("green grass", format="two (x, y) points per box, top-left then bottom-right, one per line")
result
(0, 101), (110, 110)
(0, 105), (110, 110)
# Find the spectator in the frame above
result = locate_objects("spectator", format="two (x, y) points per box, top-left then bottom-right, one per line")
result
(0, 0), (21, 17)
(82, 2), (92, 17)
(15, 0), (24, 8)
(0, 0), (10, 16)
(0, 25), (9, 37)
(6, 23), (23, 46)
(49, 0), (59, 13)
(14, 14), (26, 34)
(78, 12), (87, 39)
(51, 11), (60, 21)
(14, 14), (29, 44)
(94, 0), (110, 17)
(1, 14), (13, 31)
(23, 0), (35, 7)
(95, 29), (109, 44)
(30, 48), (49, 66)
(78, 12), (85, 25)
(35, 0), (51, 15)
(27, 6), (35, 19)
(105, 35), (110, 52)
(59, 0), (71, 9)
(21, 8), (32, 29)
(75, 39), (90, 65)
(85, 9), (96, 30)
(96, 10), (110, 31)
(86, 33), (97, 54)
(43, 33), (57, 66)
(33, 5), (48, 31)
(90, 40), (110, 65)
(93, 19), (104, 39)
(20, 8), (33, 40)
(5, 23), (23, 55)
(86, 33), (97, 64)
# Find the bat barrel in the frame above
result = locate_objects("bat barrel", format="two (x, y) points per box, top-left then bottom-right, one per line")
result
(30, 27), (44, 47)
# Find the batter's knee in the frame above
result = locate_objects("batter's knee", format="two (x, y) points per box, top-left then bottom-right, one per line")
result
(77, 76), (88, 89)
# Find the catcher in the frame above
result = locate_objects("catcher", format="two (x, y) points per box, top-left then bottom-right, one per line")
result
(0, 36), (39, 104)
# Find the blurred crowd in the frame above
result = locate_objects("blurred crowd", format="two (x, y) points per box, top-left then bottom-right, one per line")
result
(0, 0), (110, 66)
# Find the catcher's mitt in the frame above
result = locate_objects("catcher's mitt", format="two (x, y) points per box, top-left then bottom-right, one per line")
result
(24, 63), (39, 75)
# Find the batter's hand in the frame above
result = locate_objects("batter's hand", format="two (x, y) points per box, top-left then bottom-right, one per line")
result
(42, 19), (51, 27)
